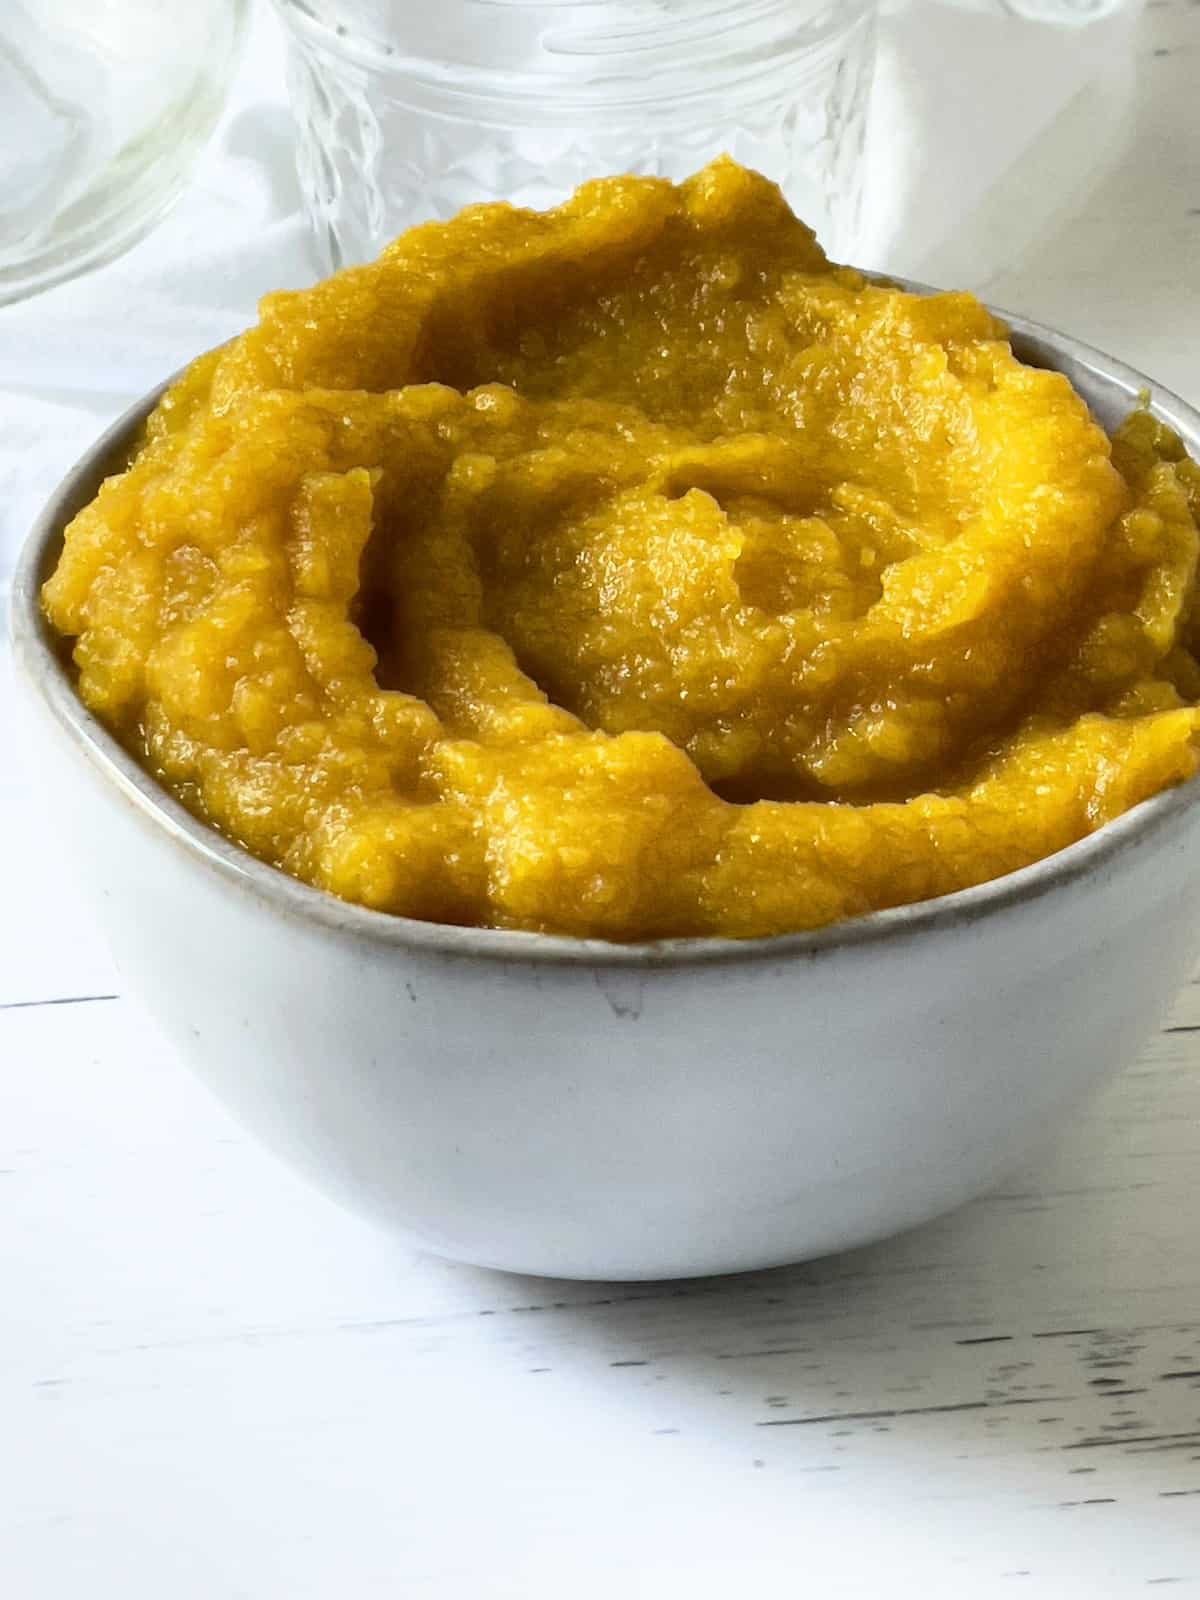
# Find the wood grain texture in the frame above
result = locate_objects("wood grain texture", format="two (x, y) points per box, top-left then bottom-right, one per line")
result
(4, 950), (1200, 1595)
(2, 4), (1199, 1594)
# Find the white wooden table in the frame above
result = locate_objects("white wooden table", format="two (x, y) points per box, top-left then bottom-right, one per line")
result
(3, 6), (1199, 1594)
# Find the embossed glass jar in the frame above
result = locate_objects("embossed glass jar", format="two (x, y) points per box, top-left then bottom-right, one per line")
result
(274, 0), (878, 270)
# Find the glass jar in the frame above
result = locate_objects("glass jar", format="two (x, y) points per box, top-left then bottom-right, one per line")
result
(1001, 0), (1134, 21)
(0, 0), (248, 305)
(274, 0), (879, 271)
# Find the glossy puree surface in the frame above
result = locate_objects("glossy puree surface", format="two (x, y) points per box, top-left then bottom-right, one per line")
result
(43, 160), (1200, 938)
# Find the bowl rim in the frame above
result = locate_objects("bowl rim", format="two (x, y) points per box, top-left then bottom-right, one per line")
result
(11, 295), (1200, 969)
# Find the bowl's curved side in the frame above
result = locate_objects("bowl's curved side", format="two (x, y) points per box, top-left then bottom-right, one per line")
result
(18, 655), (1200, 1278)
(11, 300), (1200, 1276)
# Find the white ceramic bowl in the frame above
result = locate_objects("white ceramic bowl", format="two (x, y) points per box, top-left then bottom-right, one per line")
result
(12, 309), (1200, 1281)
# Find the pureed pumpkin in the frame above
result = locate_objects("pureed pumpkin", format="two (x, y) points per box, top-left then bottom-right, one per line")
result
(44, 160), (1200, 940)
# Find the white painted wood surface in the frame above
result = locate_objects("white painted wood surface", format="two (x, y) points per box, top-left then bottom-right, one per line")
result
(3, 5), (1199, 1593)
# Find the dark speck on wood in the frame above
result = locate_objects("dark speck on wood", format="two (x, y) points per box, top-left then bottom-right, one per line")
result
(1064, 1431), (1200, 1452)
(760, 1399), (988, 1427)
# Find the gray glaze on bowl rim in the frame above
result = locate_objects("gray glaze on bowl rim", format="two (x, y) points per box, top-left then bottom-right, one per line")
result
(11, 293), (1200, 968)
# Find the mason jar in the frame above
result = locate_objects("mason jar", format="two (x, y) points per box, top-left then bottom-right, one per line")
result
(274, 0), (879, 270)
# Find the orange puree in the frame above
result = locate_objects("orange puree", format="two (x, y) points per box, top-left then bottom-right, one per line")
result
(43, 159), (1200, 939)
